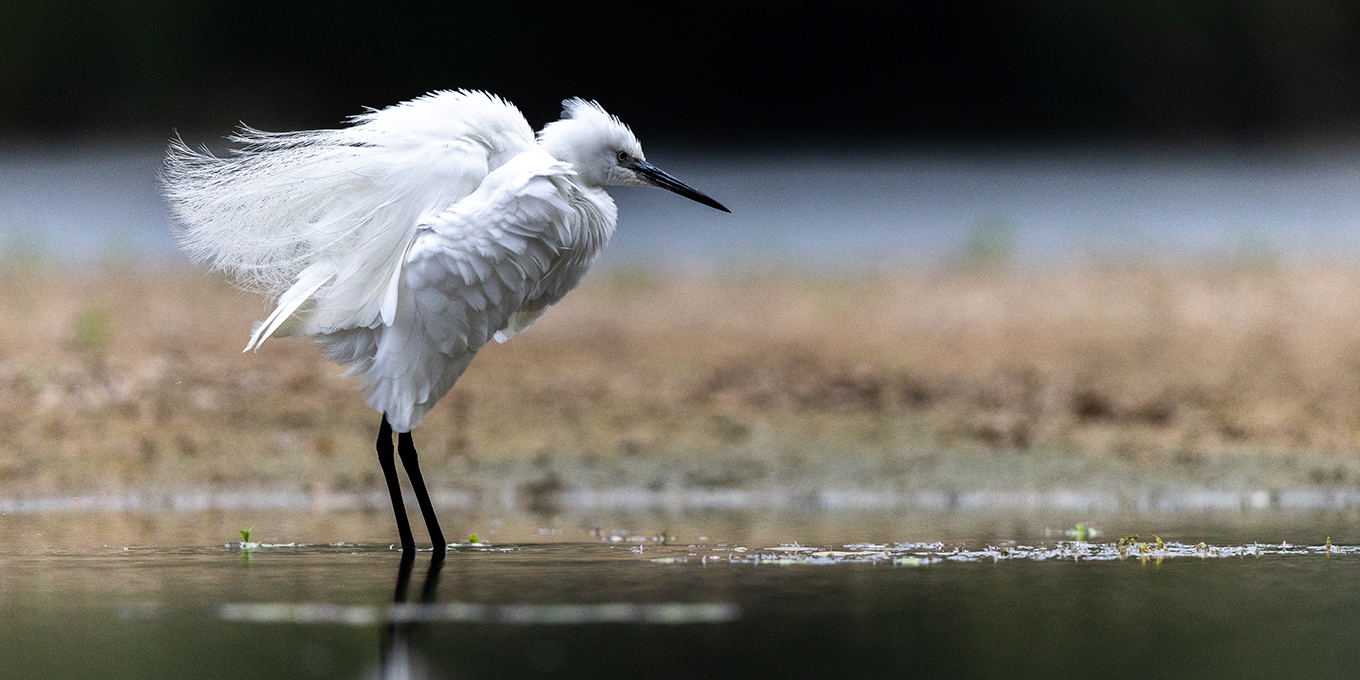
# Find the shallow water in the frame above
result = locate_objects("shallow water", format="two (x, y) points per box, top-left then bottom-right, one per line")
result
(3, 508), (1360, 678)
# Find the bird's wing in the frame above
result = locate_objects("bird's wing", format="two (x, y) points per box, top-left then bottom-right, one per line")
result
(191, 91), (545, 350)
(166, 90), (537, 309)
(354, 150), (578, 431)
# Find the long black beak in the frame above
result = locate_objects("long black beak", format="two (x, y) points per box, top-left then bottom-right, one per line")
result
(623, 158), (730, 213)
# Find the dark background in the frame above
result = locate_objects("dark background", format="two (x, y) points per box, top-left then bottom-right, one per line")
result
(4, 0), (1360, 144)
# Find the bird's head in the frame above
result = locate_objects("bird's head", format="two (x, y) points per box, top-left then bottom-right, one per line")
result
(538, 99), (729, 212)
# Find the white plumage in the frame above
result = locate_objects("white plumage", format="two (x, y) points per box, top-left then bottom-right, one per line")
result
(166, 90), (725, 431)
(163, 90), (728, 554)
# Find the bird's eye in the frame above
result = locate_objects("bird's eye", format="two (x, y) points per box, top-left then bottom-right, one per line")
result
(616, 151), (629, 163)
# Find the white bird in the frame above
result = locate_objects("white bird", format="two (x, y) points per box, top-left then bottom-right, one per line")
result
(163, 90), (728, 557)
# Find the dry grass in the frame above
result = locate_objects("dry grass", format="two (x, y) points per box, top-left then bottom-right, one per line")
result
(5, 260), (1360, 499)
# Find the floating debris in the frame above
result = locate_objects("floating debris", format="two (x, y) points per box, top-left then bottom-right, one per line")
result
(651, 539), (1360, 566)
(767, 544), (815, 553)
(215, 535), (1353, 566)
(231, 541), (301, 550)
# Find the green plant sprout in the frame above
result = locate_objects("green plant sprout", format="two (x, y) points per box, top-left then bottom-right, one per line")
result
(238, 525), (260, 554)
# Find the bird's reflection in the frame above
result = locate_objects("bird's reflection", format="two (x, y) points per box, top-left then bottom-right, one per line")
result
(374, 552), (444, 679)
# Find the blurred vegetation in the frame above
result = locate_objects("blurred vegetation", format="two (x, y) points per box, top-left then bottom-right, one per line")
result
(70, 304), (112, 356)
(3, 1), (1360, 141)
(959, 215), (1017, 269)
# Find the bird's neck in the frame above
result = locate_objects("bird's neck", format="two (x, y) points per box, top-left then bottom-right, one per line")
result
(567, 181), (618, 251)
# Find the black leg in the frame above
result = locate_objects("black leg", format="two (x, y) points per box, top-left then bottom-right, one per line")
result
(397, 430), (447, 558)
(378, 415), (415, 552)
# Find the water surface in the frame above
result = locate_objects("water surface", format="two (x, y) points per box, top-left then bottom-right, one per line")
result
(3, 508), (1359, 678)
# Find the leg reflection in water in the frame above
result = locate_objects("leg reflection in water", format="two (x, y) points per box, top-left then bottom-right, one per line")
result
(376, 552), (444, 679)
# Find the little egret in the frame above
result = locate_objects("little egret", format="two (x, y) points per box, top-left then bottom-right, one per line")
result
(163, 90), (728, 557)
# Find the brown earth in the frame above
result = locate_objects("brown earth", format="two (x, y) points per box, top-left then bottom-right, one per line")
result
(4, 260), (1360, 501)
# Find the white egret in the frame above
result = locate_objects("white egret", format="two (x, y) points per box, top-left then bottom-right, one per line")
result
(163, 90), (728, 557)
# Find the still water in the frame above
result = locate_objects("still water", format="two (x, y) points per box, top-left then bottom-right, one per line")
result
(3, 508), (1359, 679)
